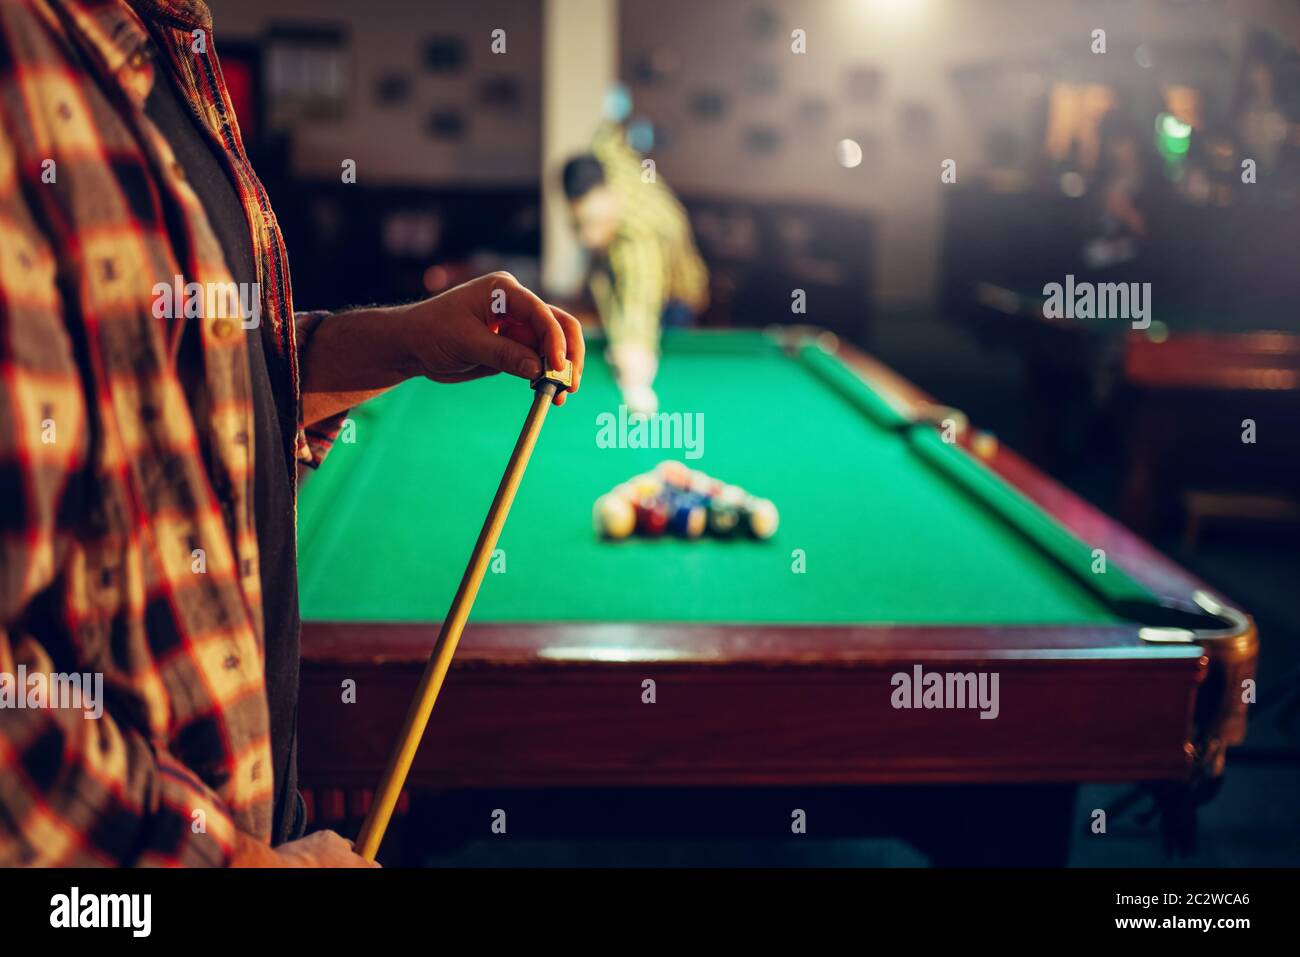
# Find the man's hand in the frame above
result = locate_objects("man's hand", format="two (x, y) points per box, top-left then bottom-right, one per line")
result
(274, 830), (379, 867)
(233, 829), (379, 867)
(398, 272), (584, 405)
(300, 272), (585, 426)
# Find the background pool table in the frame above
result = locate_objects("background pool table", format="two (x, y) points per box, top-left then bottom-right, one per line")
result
(963, 282), (1300, 532)
(295, 328), (1257, 864)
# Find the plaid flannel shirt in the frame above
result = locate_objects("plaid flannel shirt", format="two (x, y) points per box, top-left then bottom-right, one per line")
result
(0, 0), (345, 865)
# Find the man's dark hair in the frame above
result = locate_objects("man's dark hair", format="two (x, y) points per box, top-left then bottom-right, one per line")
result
(562, 154), (605, 200)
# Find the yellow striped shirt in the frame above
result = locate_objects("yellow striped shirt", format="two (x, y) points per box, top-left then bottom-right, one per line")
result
(589, 124), (709, 351)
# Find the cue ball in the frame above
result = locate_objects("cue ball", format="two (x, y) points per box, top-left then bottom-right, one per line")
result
(594, 493), (636, 540)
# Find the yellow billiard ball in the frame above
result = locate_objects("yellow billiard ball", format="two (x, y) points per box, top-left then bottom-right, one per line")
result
(594, 492), (636, 540)
(745, 497), (780, 540)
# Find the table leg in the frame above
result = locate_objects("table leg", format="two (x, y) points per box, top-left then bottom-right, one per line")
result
(1119, 401), (1166, 534)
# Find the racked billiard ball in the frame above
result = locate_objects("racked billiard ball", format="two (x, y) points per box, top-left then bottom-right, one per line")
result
(707, 500), (741, 536)
(667, 498), (708, 538)
(716, 484), (749, 510)
(594, 492), (636, 540)
(629, 473), (664, 501)
(744, 497), (780, 540)
(656, 459), (693, 490)
(635, 499), (671, 536)
(688, 471), (720, 499)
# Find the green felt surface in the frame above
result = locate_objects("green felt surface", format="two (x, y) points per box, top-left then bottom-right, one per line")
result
(297, 330), (1153, 625)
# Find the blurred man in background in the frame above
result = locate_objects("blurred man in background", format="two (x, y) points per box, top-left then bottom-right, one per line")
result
(563, 122), (708, 415)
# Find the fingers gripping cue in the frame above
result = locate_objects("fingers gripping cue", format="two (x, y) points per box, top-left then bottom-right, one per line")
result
(355, 359), (574, 861)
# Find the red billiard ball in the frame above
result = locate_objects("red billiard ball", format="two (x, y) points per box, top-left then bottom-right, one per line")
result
(635, 499), (671, 536)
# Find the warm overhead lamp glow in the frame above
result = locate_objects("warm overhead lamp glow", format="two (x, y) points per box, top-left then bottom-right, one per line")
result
(864, 0), (931, 20)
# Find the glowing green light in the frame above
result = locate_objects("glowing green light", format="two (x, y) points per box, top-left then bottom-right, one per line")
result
(1154, 112), (1191, 158)
(1159, 113), (1192, 139)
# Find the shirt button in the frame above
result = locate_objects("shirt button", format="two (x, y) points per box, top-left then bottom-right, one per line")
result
(127, 50), (147, 69)
(212, 318), (236, 339)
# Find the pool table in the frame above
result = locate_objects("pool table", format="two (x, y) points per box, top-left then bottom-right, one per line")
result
(295, 327), (1257, 864)
(967, 281), (1300, 531)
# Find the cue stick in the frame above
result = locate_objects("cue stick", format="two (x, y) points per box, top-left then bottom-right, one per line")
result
(355, 360), (573, 860)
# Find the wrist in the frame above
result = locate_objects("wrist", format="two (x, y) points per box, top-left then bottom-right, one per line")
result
(389, 299), (437, 380)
